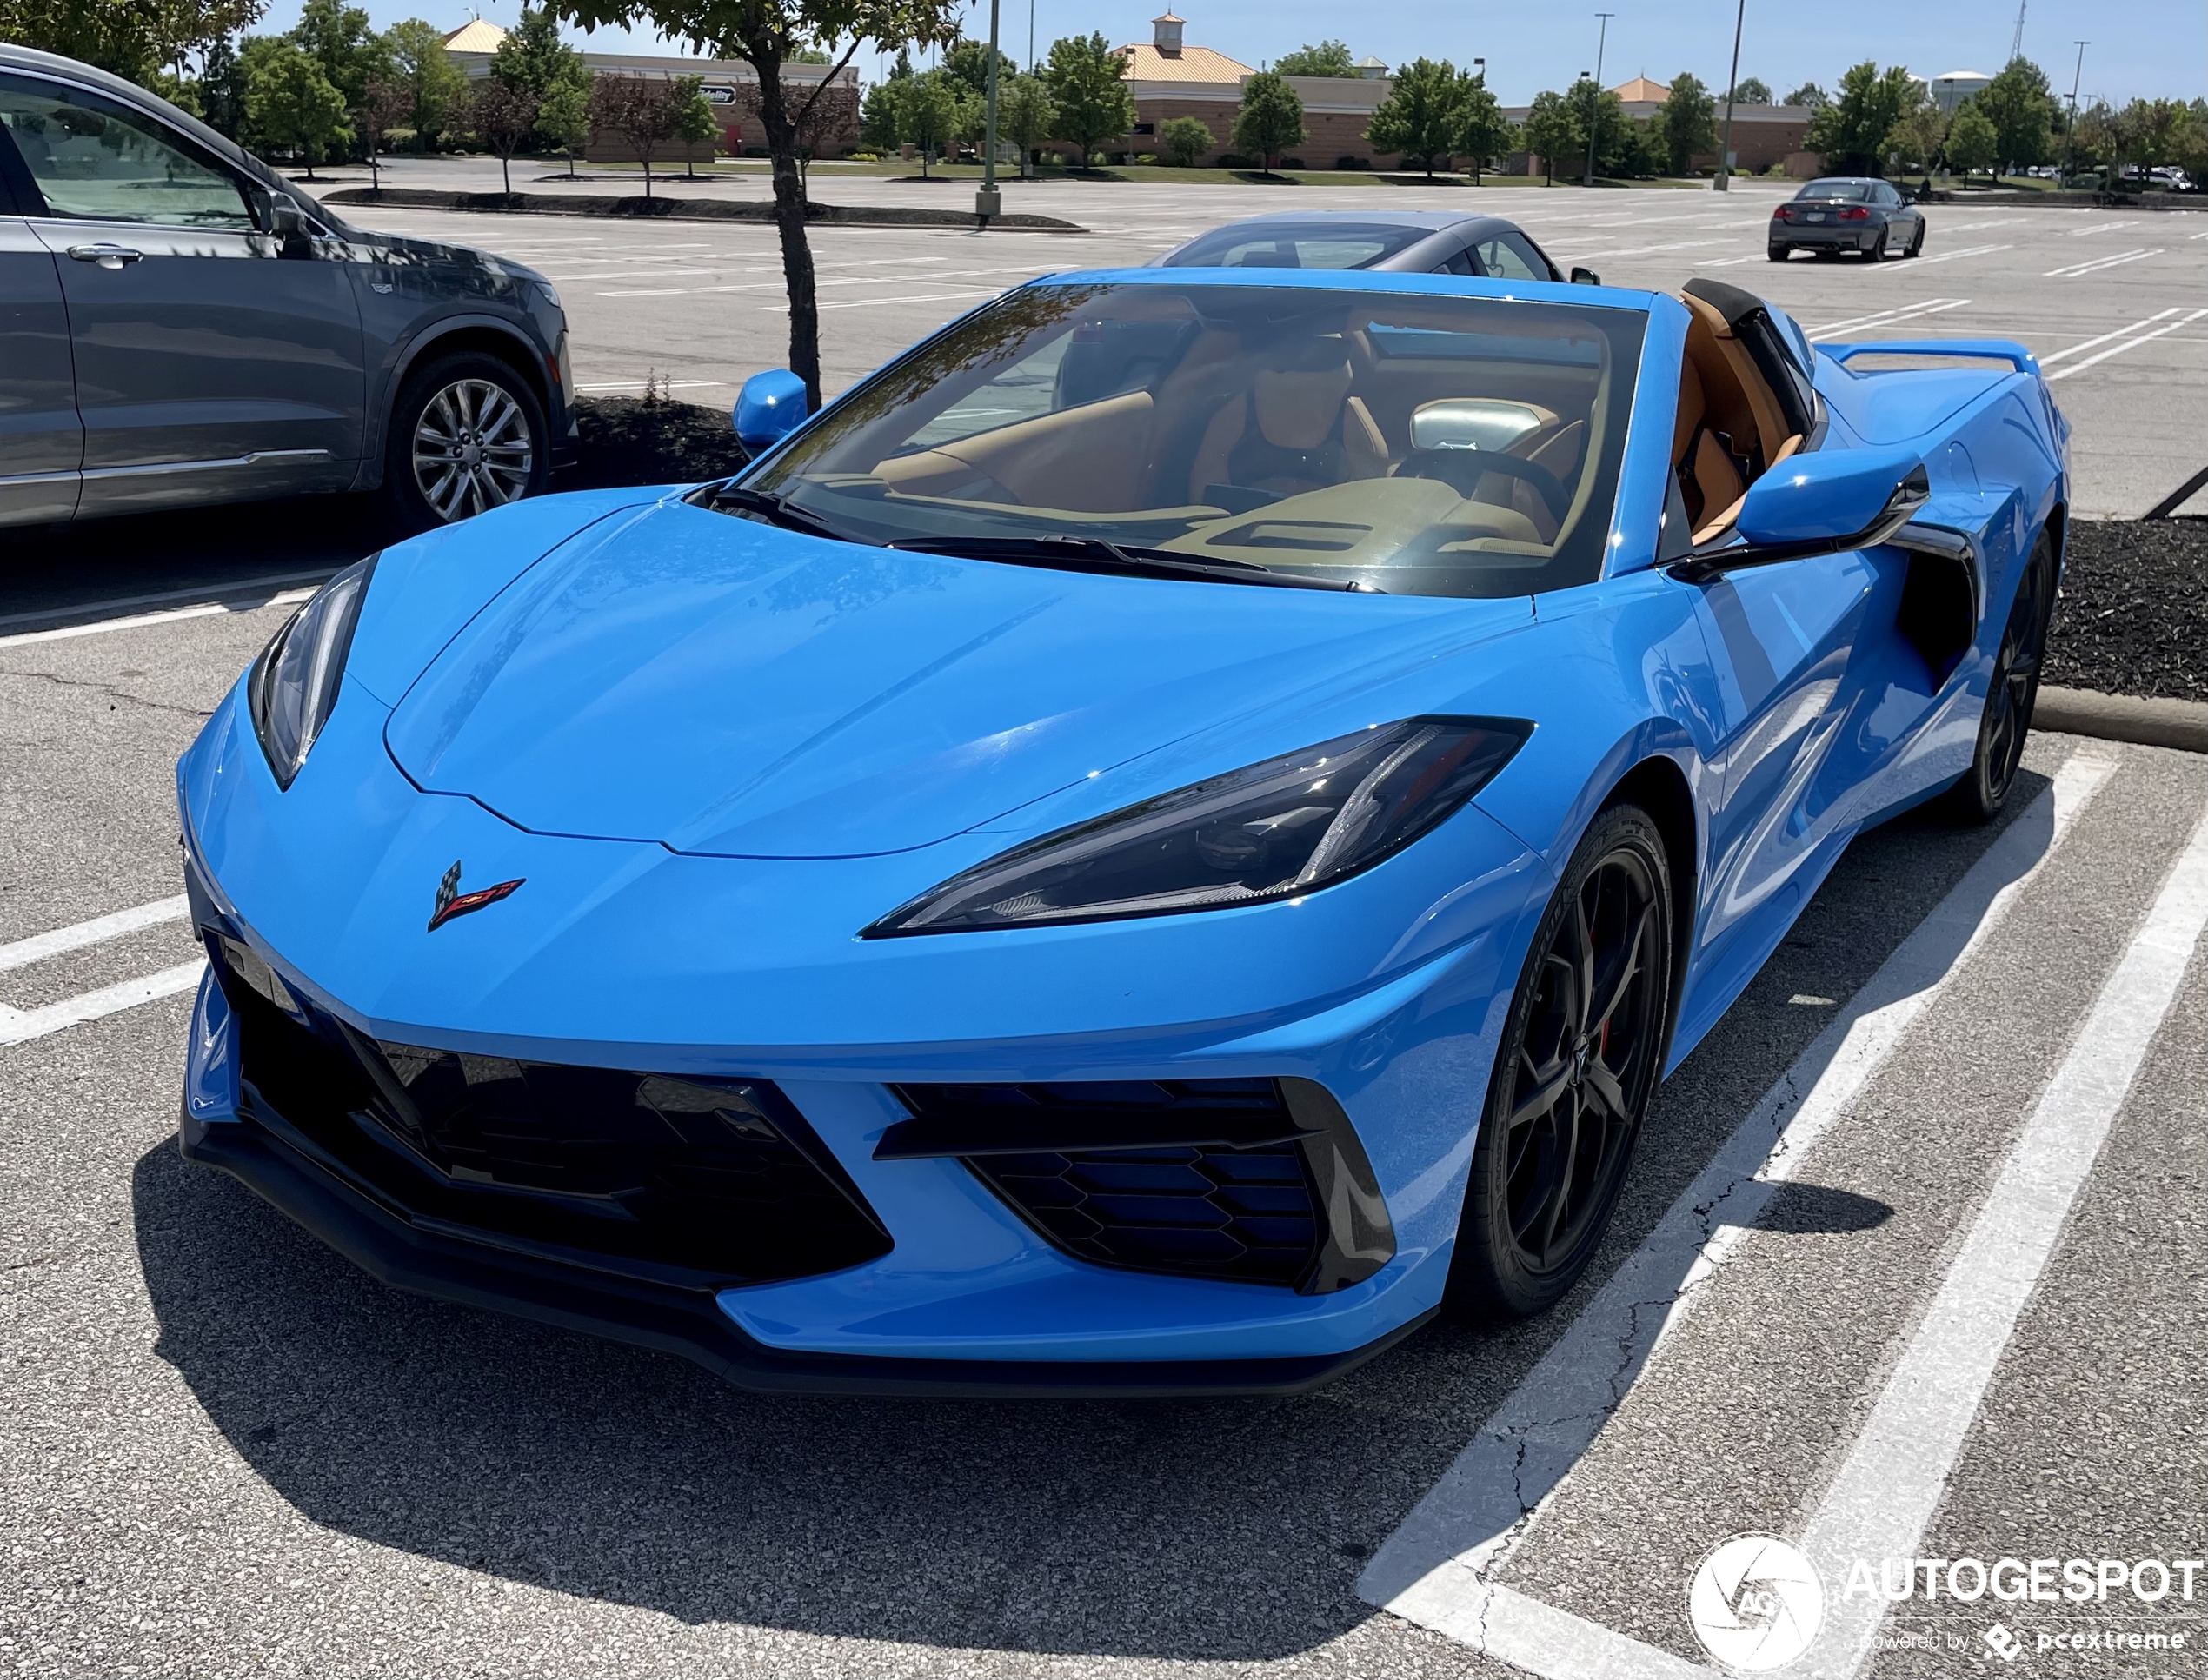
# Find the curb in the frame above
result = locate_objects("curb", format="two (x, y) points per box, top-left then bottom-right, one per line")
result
(2035, 686), (2208, 754)
(322, 186), (1084, 232)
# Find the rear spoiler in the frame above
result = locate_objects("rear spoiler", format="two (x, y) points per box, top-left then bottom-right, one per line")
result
(1820, 340), (2040, 376)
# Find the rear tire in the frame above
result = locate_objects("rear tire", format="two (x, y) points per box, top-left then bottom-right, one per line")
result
(1767, 245), (1789, 262)
(1446, 804), (1675, 1321)
(1941, 532), (2056, 824)
(382, 350), (549, 532)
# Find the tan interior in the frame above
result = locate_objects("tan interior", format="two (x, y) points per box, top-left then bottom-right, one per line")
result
(1673, 290), (1802, 544)
(873, 389), (1157, 510)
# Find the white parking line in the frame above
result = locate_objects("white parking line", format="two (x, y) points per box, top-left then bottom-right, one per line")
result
(574, 380), (726, 392)
(0, 571), (336, 636)
(2038, 307), (2183, 365)
(1798, 791), (2208, 1679)
(2044, 247), (2162, 278)
(1805, 297), (1969, 341)
(2068, 217), (2138, 236)
(2046, 307), (2208, 381)
(0, 896), (188, 976)
(0, 588), (319, 650)
(1359, 752), (2116, 1671)
(0, 961), (207, 1048)
(1869, 242), (2011, 271)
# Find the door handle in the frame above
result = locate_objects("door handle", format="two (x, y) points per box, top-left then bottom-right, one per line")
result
(67, 243), (144, 269)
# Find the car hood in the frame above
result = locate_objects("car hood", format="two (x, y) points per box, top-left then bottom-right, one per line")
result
(380, 501), (1530, 860)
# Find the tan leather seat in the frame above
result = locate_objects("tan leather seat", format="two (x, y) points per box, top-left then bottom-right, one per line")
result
(1186, 355), (1388, 502)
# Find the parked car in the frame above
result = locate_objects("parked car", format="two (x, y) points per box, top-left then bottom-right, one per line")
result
(175, 260), (2069, 1396)
(1157, 209), (1599, 284)
(1769, 177), (1926, 261)
(0, 43), (572, 532)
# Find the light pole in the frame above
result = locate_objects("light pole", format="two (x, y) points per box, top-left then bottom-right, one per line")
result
(2062, 40), (2087, 183)
(1714, 0), (1745, 192)
(977, 0), (1003, 222)
(1582, 14), (1613, 187)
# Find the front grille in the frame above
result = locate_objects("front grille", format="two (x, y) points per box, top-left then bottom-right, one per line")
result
(883, 1079), (1388, 1292)
(209, 936), (890, 1288)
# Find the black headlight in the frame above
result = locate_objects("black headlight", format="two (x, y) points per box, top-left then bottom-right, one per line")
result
(865, 715), (1532, 936)
(248, 555), (376, 788)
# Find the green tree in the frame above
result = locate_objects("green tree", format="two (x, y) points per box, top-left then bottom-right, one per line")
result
(1232, 70), (1305, 173)
(1521, 89), (1582, 185)
(241, 36), (349, 176)
(997, 70), (1056, 176)
(1725, 76), (1771, 104)
(1945, 101), (1998, 181)
(1566, 75), (1634, 180)
(292, 0), (379, 112)
(1784, 83), (1828, 110)
(357, 76), (411, 188)
(1654, 71), (1715, 174)
(470, 76), (540, 193)
(587, 72), (684, 194)
(943, 37), (1014, 97)
(551, 0), (965, 409)
(0, 0), (264, 83)
(1885, 100), (1949, 174)
(1274, 40), (1355, 78)
(1806, 60), (1917, 174)
(1041, 31), (1135, 167)
(1365, 56), (1465, 176)
(494, 7), (589, 103)
(671, 72), (719, 176)
(1455, 70), (1514, 183)
(1976, 56), (2055, 177)
(382, 17), (468, 152)
(860, 80), (902, 149)
(535, 75), (591, 176)
(896, 69), (959, 174)
(1157, 113), (1211, 167)
(201, 36), (247, 136)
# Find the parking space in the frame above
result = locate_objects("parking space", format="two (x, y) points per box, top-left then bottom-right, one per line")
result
(3, 177), (2204, 1678)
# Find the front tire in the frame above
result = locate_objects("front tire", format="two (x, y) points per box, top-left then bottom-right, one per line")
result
(1905, 222), (1925, 257)
(1447, 804), (1675, 1320)
(382, 351), (549, 530)
(1942, 532), (2056, 824)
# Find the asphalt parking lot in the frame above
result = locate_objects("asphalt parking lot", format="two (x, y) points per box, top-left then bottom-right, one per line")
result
(2, 176), (2205, 1678)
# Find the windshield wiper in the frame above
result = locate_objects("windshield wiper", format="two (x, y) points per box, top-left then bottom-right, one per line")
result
(886, 534), (1379, 593)
(709, 485), (873, 545)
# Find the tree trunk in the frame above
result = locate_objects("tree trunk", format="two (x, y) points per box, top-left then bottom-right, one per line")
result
(751, 47), (823, 408)
(501, 152), (511, 195)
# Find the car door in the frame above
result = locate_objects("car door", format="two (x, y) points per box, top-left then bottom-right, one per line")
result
(0, 123), (81, 527)
(0, 70), (364, 517)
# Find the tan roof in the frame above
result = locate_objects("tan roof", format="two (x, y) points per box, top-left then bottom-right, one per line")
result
(442, 18), (508, 52)
(1613, 76), (1669, 103)
(1116, 41), (1255, 83)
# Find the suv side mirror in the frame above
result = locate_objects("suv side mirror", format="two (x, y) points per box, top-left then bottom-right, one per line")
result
(1570, 266), (1601, 285)
(734, 369), (810, 455)
(1670, 447), (1929, 582)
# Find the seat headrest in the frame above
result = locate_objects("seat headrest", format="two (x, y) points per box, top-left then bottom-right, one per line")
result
(1253, 362), (1351, 449)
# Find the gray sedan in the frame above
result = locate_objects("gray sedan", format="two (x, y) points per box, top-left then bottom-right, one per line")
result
(1768, 177), (1926, 262)
(1155, 209), (1599, 284)
(0, 43), (573, 532)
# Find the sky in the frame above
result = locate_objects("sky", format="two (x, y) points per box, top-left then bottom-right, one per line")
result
(255, 0), (2204, 107)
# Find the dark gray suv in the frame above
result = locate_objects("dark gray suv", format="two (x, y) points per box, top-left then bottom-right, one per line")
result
(0, 43), (573, 532)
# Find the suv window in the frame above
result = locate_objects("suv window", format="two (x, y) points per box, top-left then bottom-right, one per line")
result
(1473, 233), (1548, 282)
(0, 74), (253, 229)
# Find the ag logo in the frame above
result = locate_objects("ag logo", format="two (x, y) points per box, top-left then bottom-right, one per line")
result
(1686, 1534), (1826, 1671)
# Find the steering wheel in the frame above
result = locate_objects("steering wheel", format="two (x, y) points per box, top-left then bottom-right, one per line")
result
(1395, 449), (1572, 523)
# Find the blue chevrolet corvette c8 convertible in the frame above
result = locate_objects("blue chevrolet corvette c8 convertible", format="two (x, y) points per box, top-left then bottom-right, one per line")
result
(176, 268), (2068, 1396)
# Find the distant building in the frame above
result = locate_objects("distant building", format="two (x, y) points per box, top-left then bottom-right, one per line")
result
(1918, 69), (1994, 111)
(1513, 76), (1813, 174)
(441, 20), (857, 163)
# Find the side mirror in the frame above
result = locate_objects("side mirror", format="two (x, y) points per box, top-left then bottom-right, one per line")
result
(1570, 266), (1601, 285)
(734, 369), (810, 455)
(1670, 446), (1929, 582)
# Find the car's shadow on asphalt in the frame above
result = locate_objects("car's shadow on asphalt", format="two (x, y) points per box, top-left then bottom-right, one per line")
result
(128, 773), (2044, 1660)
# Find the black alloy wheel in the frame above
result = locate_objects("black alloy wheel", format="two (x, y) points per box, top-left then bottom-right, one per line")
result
(1944, 532), (2056, 823)
(1447, 804), (1675, 1319)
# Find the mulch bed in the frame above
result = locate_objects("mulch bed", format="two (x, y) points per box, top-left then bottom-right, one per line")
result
(551, 422), (2205, 707)
(2046, 520), (2208, 703)
(561, 395), (750, 494)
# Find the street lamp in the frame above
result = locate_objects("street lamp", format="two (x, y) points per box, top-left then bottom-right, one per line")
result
(2062, 41), (2087, 183)
(976, 0), (1003, 222)
(1582, 14), (1613, 188)
(1714, 0), (1746, 191)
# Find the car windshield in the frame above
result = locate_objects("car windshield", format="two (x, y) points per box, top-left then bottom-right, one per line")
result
(740, 282), (1646, 601)
(1159, 223), (1437, 270)
(1797, 179), (1875, 202)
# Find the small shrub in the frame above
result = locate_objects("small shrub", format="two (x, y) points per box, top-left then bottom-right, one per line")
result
(1281, 156), (1307, 169)
(1218, 152), (1254, 169)
(1335, 155), (1369, 170)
